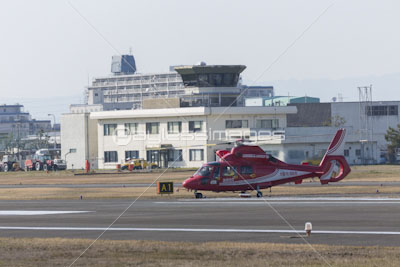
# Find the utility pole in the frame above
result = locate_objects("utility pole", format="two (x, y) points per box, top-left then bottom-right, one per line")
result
(48, 114), (56, 150)
(358, 85), (373, 164)
(16, 115), (20, 162)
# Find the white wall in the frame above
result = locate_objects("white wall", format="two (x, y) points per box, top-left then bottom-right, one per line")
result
(61, 113), (87, 169)
(332, 101), (400, 161)
(61, 113), (98, 169)
(93, 107), (292, 169)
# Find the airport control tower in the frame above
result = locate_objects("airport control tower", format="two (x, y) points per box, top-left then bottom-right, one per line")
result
(174, 63), (246, 107)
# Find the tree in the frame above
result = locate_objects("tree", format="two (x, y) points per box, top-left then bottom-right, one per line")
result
(385, 124), (400, 163)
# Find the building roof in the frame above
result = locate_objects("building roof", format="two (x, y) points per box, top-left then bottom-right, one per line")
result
(0, 112), (29, 115)
(174, 65), (246, 75)
(90, 106), (297, 120)
(0, 104), (23, 108)
(245, 86), (273, 89)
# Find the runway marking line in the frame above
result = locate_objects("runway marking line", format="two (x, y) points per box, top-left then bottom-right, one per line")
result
(1, 226), (400, 235)
(0, 211), (93, 216)
(176, 197), (400, 201)
(154, 201), (400, 205)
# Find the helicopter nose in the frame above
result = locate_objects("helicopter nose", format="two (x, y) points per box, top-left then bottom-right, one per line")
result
(182, 178), (193, 189)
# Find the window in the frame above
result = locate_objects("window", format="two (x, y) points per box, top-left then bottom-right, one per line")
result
(189, 121), (203, 132)
(256, 119), (279, 129)
(366, 105), (398, 116)
(147, 150), (159, 163)
(168, 121), (182, 134)
(104, 124), (117, 136)
(288, 150), (304, 159)
(209, 73), (222, 86)
(104, 151), (118, 163)
(125, 123), (138, 135)
(240, 166), (253, 175)
(389, 105), (398, 115)
(125, 150), (139, 160)
(189, 149), (204, 161)
(168, 149), (183, 161)
(195, 166), (212, 176)
(355, 149), (361, 157)
(198, 74), (209, 86)
(225, 120), (249, 129)
(344, 149), (349, 157)
(222, 73), (234, 86)
(146, 122), (159, 134)
(222, 166), (237, 177)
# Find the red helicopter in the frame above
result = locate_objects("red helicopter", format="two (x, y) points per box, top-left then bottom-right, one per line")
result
(182, 129), (350, 198)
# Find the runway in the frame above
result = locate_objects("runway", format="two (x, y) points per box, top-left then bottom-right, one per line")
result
(0, 197), (399, 246)
(0, 181), (398, 188)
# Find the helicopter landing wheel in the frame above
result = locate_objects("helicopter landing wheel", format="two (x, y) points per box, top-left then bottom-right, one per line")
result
(195, 192), (203, 199)
(256, 191), (263, 198)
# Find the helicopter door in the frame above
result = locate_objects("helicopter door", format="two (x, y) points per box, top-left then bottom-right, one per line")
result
(222, 166), (238, 181)
(210, 166), (220, 185)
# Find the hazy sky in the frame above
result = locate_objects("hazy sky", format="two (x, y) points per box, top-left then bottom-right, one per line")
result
(1, 0), (400, 119)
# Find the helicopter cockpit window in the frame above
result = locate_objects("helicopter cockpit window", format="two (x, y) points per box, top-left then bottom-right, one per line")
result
(240, 166), (253, 175)
(195, 166), (212, 177)
(222, 166), (237, 177)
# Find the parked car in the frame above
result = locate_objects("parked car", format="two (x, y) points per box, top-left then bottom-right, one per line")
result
(121, 158), (158, 170)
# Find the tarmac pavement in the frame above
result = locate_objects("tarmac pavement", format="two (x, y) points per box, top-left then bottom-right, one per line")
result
(0, 197), (399, 246)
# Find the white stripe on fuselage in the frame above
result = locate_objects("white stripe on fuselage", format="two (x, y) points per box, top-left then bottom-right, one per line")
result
(219, 169), (310, 186)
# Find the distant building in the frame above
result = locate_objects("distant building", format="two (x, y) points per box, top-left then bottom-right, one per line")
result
(265, 101), (400, 165)
(70, 55), (274, 113)
(0, 104), (52, 150)
(241, 86), (274, 98)
(245, 96), (319, 107)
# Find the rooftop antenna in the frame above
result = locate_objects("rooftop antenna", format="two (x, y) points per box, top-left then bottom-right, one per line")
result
(129, 47), (132, 55)
(84, 72), (90, 104)
(338, 93), (343, 102)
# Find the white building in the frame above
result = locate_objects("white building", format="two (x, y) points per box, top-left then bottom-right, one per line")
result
(60, 113), (98, 170)
(61, 106), (296, 169)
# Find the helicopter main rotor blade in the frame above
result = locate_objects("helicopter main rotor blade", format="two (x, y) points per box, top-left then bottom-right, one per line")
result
(155, 142), (235, 150)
